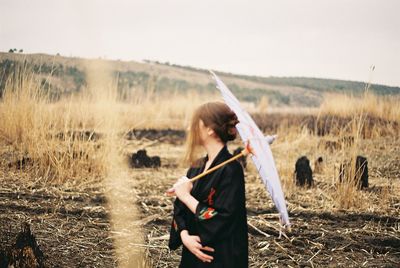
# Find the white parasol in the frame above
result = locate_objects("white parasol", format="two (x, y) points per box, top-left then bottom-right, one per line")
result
(210, 71), (290, 227)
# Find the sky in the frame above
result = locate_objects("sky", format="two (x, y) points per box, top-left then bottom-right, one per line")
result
(1, 0), (399, 87)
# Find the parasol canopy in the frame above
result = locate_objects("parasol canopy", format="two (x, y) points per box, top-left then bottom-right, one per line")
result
(210, 71), (290, 227)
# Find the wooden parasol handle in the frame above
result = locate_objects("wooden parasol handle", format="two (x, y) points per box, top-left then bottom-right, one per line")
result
(166, 144), (252, 196)
(189, 146), (251, 183)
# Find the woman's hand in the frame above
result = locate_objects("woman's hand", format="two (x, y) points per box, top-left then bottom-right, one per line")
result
(173, 176), (193, 200)
(180, 230), (214, 263)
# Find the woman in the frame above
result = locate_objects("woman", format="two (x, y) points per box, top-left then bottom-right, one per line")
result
(168, 102), (248, 268)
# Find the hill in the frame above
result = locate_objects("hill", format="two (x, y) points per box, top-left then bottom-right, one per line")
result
(1, 52), (399, 107)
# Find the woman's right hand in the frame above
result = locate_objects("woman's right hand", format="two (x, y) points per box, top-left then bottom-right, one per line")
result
(180, 230), (214, 263)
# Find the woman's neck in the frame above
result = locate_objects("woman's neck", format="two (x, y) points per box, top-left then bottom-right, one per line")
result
(204, 139), (225, 164)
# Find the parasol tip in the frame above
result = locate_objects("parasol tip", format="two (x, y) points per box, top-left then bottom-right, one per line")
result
(242, 141), (254, 156)
(208, 70), (217, 80)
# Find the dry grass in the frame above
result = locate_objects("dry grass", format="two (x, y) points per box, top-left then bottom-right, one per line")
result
(323, 89), (394, 210)
(0, 64), (152, 267)
(0, 70), (104, 182)
(268, 128), (398, 212)
(121, 91), (219, 130)
(319, 92), (400, 123)
(255, 89), (399, 210)
(0, 66), (218, 183)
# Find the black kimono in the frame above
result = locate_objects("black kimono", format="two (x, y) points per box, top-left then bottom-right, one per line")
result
(169, 146), (248, 268)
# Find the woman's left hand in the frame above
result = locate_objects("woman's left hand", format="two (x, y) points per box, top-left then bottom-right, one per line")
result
(173, 176), (193, 199)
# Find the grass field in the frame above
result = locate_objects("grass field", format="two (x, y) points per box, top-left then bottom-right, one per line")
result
(0, 63), (399, 267)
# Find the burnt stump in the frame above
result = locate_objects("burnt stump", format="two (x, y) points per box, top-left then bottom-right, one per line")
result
(314, 156), (324, 174)
(130, 149), (161, 168)
(0, 223), (45, 268)
(295, 156), (313, 187)
(339, 155), (368, 189)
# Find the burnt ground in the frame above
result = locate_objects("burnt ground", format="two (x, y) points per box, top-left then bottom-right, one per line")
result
(0, 130), (399, 267)
(128, 135), (400, 267)
(0, 176), (115, 267)
(1, 172), (399, 268)
(133, 169), (400, 268)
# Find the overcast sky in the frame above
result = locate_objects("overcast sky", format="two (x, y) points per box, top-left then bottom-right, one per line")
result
(1, 0), (399, 86)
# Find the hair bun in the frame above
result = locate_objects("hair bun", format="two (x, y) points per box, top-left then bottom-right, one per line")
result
(222, 117), (239, 141)
(226, 125), (237, 141)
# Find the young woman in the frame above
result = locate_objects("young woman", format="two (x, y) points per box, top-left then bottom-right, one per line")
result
(168, 102), (248, 268)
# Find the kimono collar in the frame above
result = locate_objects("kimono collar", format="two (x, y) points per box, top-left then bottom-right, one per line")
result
(204, 145), (230, 170)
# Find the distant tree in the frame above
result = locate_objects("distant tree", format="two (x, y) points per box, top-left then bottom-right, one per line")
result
(19, 49), (23, 53)
(8, 49), (14, 53)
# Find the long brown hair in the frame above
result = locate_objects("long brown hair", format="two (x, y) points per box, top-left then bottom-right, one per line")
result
(184, 102), (239, 166)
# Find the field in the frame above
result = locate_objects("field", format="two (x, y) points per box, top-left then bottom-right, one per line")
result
(0, 55), (399, 267)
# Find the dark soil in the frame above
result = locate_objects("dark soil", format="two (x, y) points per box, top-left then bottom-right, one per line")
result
(126, 129), (186, 144)
(0, 177), (115, 267)
(1, 132), (399, 267)
(2, 172), (398, 267)
(131, 168), (400, 268)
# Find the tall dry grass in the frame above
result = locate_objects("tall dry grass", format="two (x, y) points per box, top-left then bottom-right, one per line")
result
(271, 124), (394, 212)
(323, 92), (377, 209)
(0, 70), (105, 182)
(269, 90), (398, 211)
(317, 91), (396, 210)
(0, 66), (216, 182)
(319, 92), (400, 123)
(82, 60), (149, 267)
(0, 62), (157, 266)
(122, 90), (219, 130)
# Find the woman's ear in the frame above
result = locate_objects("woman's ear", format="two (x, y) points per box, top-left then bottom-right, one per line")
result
(207, 127), (215, 137)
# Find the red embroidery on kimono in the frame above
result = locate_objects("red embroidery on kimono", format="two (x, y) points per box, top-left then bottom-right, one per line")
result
(198, 207), (218, 221)
(206, 187), (216, 206)
(172, 219), (178, 231)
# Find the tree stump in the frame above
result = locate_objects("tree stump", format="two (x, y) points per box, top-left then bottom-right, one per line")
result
(295, 156), (313, 187)
(314, 156), (324, 174)
(356, 156), (368, 189)
(130, 149), (161, 168)
(1, 223), (45, 268)
(339, 155), (368, 189)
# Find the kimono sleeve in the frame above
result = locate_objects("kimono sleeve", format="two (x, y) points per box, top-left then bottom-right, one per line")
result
(168, 169), (194, 250)
(168, 198), (187, 250)
(194, 162), (244, 245)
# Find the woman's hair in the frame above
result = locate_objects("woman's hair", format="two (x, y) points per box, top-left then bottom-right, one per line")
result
(184, 102), (239, 166)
